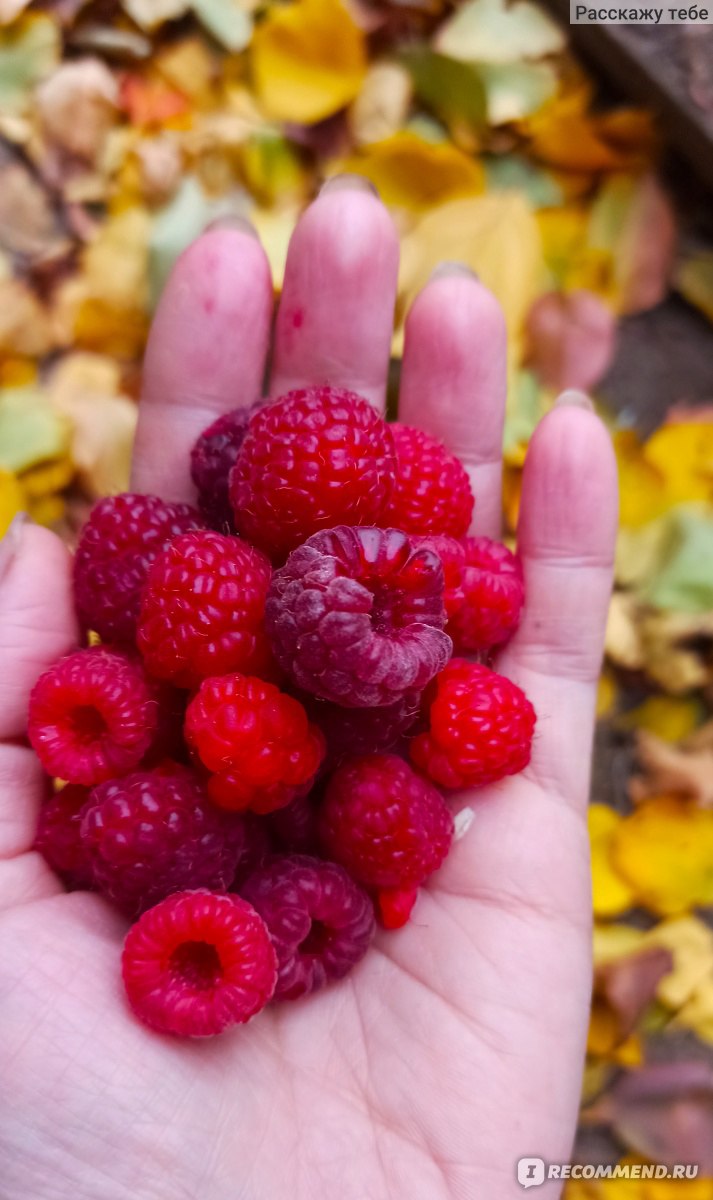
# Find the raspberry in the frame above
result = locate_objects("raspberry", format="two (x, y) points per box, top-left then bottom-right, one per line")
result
(190, 402), (264, 531)
(304, 690), (422, 765)
(34, 784), (93, 889)
(241, 855), (375, 1000)
(184, 674), (325, 814)
(232, 815), (273, 888)
(137, 531), (273, 689)
(381, 424), (474, 538)
(450, 537), (524, 653)
(122, 890), (277, 1037)
(414, 534), (466, 620)
(28, 648), (159, 786)
(410, 659), (536, 789)
(375, 887), (418, 930)
(319, 754), (453, 893)
(80, 764), (248, 916)
(229, 387), (396, 560)
(265, 526), (451, 708)
(73, 493), (205, 645)
(267, 790), (320, 854)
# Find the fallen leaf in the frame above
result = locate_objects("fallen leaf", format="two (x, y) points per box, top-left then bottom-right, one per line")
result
(605, 591), (646, 673)
(0, 386), (71, 474)
(643, 421), (713, 507)
(618, 695), (701, 744)
(0, 0), (32, 23)
(148, 175), (229, 308)
(583, 1061), (713, 1174)
(402, 48), (486, 140)
(0, 14), (60, 114)
(642, 507), (713, 613)
(629, 730), (713, 808)
(597, 667), (618, 718)
(36, 58), (119, 164)
(434, 0), (564, 64)
(640, 609), (713, 694)
(524, 289), (616, 392)
(588, 174), (677, 315)
(484, 153), (565, 208)
(251, 0), (367, 125)
(611, 795), (713, 915)
(677, 981), (713, 1047)
(133, 134), (183, 206)
(47, 353), (137, 496)
(121, 0), (189, 29)
(242, 131), (308, 207)
(589, 805), (636, 919)
(614, 430), (669, 529)
(119, 71), (190, 126)
(647, 916), (713, 1011)
(589, 944), (673, 1059)
(192, 0), (253, 52)
(0, 279), (55, 357)
(675, 250), (713, 323)
(477, 61), (558, 124)
(337, 130), (484, 210)
(349, 61), (412, 146)
(0, 468), (25, 537)
(0, 154), (69, 261)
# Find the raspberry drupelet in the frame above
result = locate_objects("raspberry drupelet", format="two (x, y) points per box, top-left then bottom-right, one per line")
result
(410, 659), (536, 789)
(229, 386), (397, 560)
(190, 401), (265, 531)
(381, 424), (474, 537)
(184, 673), (325, 813)
(80, 764), (249, 916)
(137, 530), (273, 689)
(73, 493), (205, 645)
(122, 890), (277, 1036)
(34, 784), (93, 889)
(265, 526), (451, 709)
(27, 647), (159, 786)
(449, 537), (524, 653)
(241, 855), (375, 1000)
(319, 754), (454, 912)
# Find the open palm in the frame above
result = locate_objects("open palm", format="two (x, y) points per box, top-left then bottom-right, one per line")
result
(0, 181), (617, 1200)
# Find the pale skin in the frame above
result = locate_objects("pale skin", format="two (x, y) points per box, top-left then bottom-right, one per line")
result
(0, 179), (618, 1200)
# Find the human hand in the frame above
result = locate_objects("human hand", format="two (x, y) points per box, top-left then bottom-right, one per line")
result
(0, 179), (617, 1200)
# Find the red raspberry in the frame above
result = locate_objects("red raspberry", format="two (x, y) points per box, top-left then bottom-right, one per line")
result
(34, 784), (93, 889)
(319, 754), (453, 893)
(73, 493), (205, 645)
(28, 648), (159, 786)
(414, 534), (466, 620)
(381, 424), (474, 537)
(265, 526), (451, 708)
(190, 402), (264, 531)
(232, 815), (273, 888)
(80, 764), (248, 916)
(229, 387), (396, 560)
(375, 887), (418, 930)
(419, 535), (525, 653)
(266, 791), (319, 854)
(122, 890), (277, 1037)
(241, 855), (375, 1000)
(137, 530), (273, 689)
(304, 690), (422, 765)
(184, 674), (325, 814)
(410, 659), (536, 789)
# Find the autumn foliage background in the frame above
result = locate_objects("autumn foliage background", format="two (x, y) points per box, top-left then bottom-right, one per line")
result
(1, 0), (713, 1191)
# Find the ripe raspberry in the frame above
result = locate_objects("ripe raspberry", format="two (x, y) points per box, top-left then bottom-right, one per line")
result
(80, 764), (248, 916)
(34, 784), (93, 889)
(184, 674), (325, 814)
(450, 537), (524, 652)
(319, 754), (453, 892)
(190, 402), (264, 530)
(232, 815), (273, 888)
(229, 387), (396, 559)
(122, 890), (277, 1037)
(266, 791), (319, 854)
(375, 887), (418, 930)
(241, 855), (375, 1000)
(414, 534), (466, 620)
(265, 526), (451, 708)
(73, 493), (205, 645)
(410, 659), (536, 789)
(137, 530), (273, 689)
(304, 689), (422, 765)
(381, 424), (474, 537)
(28, 648), (159, 786)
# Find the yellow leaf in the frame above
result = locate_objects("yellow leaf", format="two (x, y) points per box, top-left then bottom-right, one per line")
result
(614, 429), (669, 528)
(611, 796), (713, 916)
(618, 695), (701, 743)
(597, 668), (618, 718)
(639, 609), (713, 695)
(589, 805), (636, 919)
(593, 922), (645, 967)
(646, 916), (713, 1011)
(677, 980), (713, 1046)
(47, 354), (137, 497)
(604, 592), (645, 673)
(643, 421), (713, 506)
(675, 250), (713, 323)
(251, 0), (367, 124)
(336, 130), (484, 211)
(0, 469), (25, 537)
(399, 192), (541, 360)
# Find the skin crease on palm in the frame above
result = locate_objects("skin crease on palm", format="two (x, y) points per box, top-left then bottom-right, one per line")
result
(0, 177), (618, 1200)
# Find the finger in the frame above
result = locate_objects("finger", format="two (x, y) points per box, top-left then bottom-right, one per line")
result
(0, 519), (77, 872)
(269, 178), (399, 412)
(398, 267), (507, 538)
(496, 394), (618, 809)
(132, 223), (274, 503)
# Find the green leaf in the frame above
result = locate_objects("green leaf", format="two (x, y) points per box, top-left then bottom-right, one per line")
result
(402, 48), (486, 132)
(148, 176), (243, 309)
(435, 0), (565, 65)
(191, 0), (253, 51)
(484, 154), (564, 208)
(0, 388), (70, 474)
(476, 61), (558, 124)
(0, 14), (59, 113)
(675, 250), (713, 324)
(643, 506), (713, 614)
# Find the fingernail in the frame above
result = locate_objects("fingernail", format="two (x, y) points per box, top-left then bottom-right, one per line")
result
(320, 173), (379, 197)
(204, 214), (258, 239)
(555, 388), (594, 412)
(430, 261), (478, 282)
(0, 512), (29, 584)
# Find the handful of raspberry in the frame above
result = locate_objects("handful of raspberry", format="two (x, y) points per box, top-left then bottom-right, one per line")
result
(28, 386), (535, 1038)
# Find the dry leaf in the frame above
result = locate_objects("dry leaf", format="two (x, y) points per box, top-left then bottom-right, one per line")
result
(629, 730), (713, 808)
(36, 58), (119, 163)
(434, 0), (564, 64)
(605, 591), (646, 673)
(617, 695), (701, 744)
(524, 289), (616, 392)
(0, 468), (25, 537)
(0, 155), (69, 261)
(0, 15), (60, 114)
(48, 353), (136, 496)
(611, 795), (713, 915)
(0, 279), (55, 357)
(640, 609), (713, 694)
(589, 944), (673, 1058)
(675, 250), (713, 323)
(122, 0), (189, 30)
(349, 62), (413, 146)
(337, 130), (484, 210)
(251, 0), (367, 125)
(589, 805), (636, 920)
